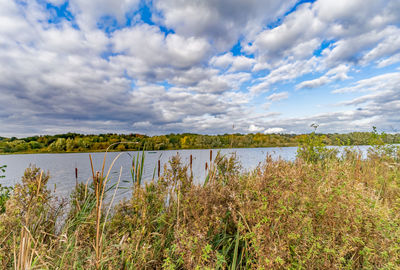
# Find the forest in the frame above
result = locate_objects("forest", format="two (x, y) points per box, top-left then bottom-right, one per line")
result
(1, 130), (400, 153)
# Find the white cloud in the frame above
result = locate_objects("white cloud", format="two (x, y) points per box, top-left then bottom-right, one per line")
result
(362, 27), (400, 65)
(332, 72), (400, 93)
(296, 64), (350, 89)
(247, 3), (323, 63)
(210, 53), (256, 72)
(68, 0), (140, 30)
(321, 26), (400, 68)
(247, 0), (400, 82)
(111, 24), (210, 74)
(251, 57), (318, 93)
(249, 80), (271, 94)
(249, 124), (264, 132)
(47, 0), (66, 5)
(377, 53), (400, 67)
(154, 0), (297, 50)
(326, 64), (350, 80)
(327, 72), (400, 132)
(267, 92), (289, 101)
(1, 0), (400, 136)
(296, 76), (330, 89)
(264, 127), (285, 134)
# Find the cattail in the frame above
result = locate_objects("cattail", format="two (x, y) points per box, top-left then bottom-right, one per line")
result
(75, 167), (78, 187)
(205, 162), (208, 171)
(210, 150), (212, 162)
(158, 160), (161, 178)
(190, 154), (193, 178)
(95, 171), (100, 196)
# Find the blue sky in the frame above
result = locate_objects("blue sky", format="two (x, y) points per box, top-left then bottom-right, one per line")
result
(1, 0), (400, 136)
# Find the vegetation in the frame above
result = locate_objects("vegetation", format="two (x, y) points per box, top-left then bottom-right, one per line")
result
(1, 131), (400, 269)
(1, 130), (400, 154)
(0, 165), (12, 214)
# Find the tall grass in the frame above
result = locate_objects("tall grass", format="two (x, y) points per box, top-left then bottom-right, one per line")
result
(1, 140), (400, 269)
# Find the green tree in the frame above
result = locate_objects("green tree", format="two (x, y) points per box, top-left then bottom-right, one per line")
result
(49, 138), (66, 152)
(66, 138), (75, 152)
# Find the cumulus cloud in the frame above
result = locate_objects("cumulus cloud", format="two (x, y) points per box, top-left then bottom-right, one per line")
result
(249, 124), (264, 133)
(248, 0), (400, 80)
(0, 0), (400, 136)
(68, 0), (140, 30)
(210, 52), (255, 72)
(153, 0), (297, 50)
(110, 24), (211, 83)
(264, 127), (285, 134)
(0, 1), (229, 136)
(246, 3), (323, 63)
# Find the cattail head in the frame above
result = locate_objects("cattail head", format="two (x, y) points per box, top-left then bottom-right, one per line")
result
(158, 160), (161, 178)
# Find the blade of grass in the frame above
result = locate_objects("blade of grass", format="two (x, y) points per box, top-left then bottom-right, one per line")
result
(231, 218), (241, 270)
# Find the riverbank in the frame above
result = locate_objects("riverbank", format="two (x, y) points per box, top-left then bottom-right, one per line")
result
(0, 140), (399, 269)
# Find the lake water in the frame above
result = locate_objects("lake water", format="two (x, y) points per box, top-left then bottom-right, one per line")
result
(0, 146), (371, 202)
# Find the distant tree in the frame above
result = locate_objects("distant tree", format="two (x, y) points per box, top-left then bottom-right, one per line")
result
(49, 138), (66, 152)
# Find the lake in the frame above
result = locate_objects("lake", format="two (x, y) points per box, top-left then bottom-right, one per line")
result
(0, 146), (370, 202)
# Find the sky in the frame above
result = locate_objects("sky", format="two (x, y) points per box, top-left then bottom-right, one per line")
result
(1, 0), (400, 137)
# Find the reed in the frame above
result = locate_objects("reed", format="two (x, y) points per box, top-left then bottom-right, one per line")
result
(89, 145), (124, 269)
(130, 149), (145, 187)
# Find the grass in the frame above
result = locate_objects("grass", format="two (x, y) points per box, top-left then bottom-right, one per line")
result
(1, 138), (400, 269)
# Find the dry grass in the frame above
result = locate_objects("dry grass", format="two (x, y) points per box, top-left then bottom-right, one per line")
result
(1, 143), (400, 269)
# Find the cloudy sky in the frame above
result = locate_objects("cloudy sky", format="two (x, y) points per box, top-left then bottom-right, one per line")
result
(1, 0), (400, 137)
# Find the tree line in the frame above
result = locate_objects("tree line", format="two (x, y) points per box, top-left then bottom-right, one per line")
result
(0, 131), (399, 154)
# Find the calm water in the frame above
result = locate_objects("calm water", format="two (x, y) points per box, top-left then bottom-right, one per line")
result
(0, 146), (370, 202)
